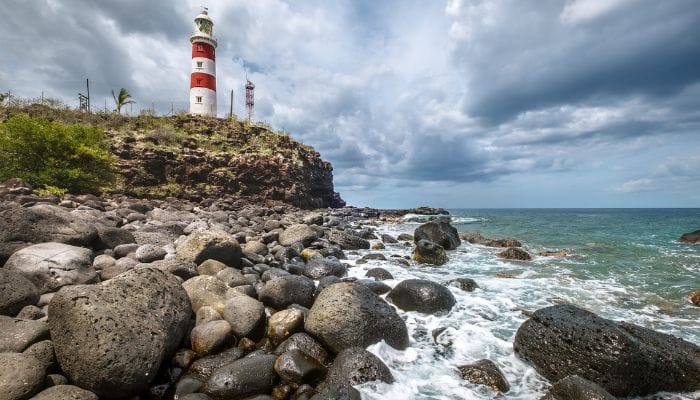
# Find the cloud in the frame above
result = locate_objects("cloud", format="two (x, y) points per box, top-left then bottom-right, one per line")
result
(612, 178), (656, 193)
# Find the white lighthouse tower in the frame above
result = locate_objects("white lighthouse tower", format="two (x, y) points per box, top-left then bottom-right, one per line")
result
(189, 9), (217, 116)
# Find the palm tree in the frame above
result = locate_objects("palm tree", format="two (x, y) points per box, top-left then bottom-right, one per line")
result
(112, 88), (136, 114)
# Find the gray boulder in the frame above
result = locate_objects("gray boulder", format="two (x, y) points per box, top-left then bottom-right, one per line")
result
(541, 375), (616, 400)
(413, 220), (461, 250)
(48, 268), (192, 399)
(303, 257), (348, 280)
(305, 282), (409, 353)
(448, 278), (479, 292)
(0, 352), (45, 400)
(183, 275), (239, 313)
(365, 267), (393, 281)
(267, 308), (305, 346)
(412, 239), (448, 266)
(497, 247), (532, 261)
(514, 304), (700, 397)
(274, 349), (327, 385)
(187, 347), (246, 381)
(302, 213), (324, 226)
(176, 230), (242, 268)
(387, 279), (456, 314)
(327, 230), (370, 250)
(191, 320), (233, 356)
(279, 224), (317, 246)
(679, 229), (700, 244)
(29, 385), (99, 400)
(222, 294), (266, 340)
(135, 244), (167, 263)
(201, 354), (279, 400)
(258, 275), (316, 309)
(0, 316), (49, 352)
(0, 269), (39, 316)
(457, 359), (509, 393)
(322, 347), (393, 387)
(274, 332), (330, 365)
(94, 226), (135, 250)
(4, 242), (97, 294)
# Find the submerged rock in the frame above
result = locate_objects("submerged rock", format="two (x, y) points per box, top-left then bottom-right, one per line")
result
(679, 229), (700, 244)
(689, 290), (700, 306)
(412, 239), (448, 265)
(513, 304), (700, 396)
(322, 347), (393, 387)
(447, 277), (479, 292)
(461, 232), (521, 248)
(414, 220), (461, 250)
(497, 247), (531, 261)
(457, 359), (509, 393)
(387, 279), (456, 314)
(540, 375), (616, 400)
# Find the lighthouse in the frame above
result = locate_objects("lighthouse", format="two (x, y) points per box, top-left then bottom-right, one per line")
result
(189, 9), (217, 116)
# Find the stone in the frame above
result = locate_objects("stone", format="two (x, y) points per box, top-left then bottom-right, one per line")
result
(381, 234), (398, 244)
(461, 232), (521, 248)
(94, 226), (135, 250)
(310, 384), (360, 400)
(48, 268), (192, 398)
(216, 267), (249, 288)
(689, 290), (700, 306)
(513, 304), (700, 397)
(412, 239), (448, 266)
(414, 220), (461, 250)
(326, 230), (370, 250)
(356, 279), (392, 295)
(356, 253), (387, 264)
(302, 213), (324, 226)
(16, 305), (44, 320)
(222, 294), (266, 340)
(371, 242), (385, 250)
(0, 352), (45, 400)
(258, 275), (316, 309)
(322, 347), (393, 387)
(679, 229), (700, 244)
(387, 279), (456, 314)
(365, 267), (393, 281)
(305, 282), (408, 353)
(29, 385), (99, 400)
(448, 277), (479, 292)
(135, 244), (167, 263)
(274, 333), (330, 365)
(23, 340), (56, 372)
(497, 247), (532, 261)
(4, 242), (97, 294)
(0, 269), (39, 316)
(303, 257), (347, 280)
(197, 259), (228, 275)
(0, 317), (49, 352)
(279, 224), (318, 246)
(540, 375), (616, 400)
(113, 243), (139, 258)
(176, 230), (242, 268)
(397, 233), (413, 241)
(92, 254), (116, 270)
(191, 320), (233, 356)
(149, 257), (198, 280)
(457, 359), (509, 393)
(183, 275), (239, 313)
(201, 354), (279, 400)
(244, 240), (269, 256)
(267, 309), (305, 346)
(187, 347), (246, 381)
(274, 349), (327, 385)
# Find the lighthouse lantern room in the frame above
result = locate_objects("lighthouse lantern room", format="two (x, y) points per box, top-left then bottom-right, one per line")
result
(189, 9), (217, 116)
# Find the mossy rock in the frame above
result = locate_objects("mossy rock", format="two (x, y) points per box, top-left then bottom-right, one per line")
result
(412, 240), (448, 266)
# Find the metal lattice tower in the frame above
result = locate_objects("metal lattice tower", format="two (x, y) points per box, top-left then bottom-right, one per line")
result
(245, 79), (255, 122)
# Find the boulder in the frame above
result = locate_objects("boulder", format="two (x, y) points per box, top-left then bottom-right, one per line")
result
(149, 257), (198, 280)
(326, 230), (370, 250)
(267, 308), (305, 346)
(448, 277), (479, 292)
(457, 359), (509, 393)
(243, 240), (269, 256)
(183, 275), (239, 313)
(274, 349), (327, 385)
(387, 279), (456, 314)
(414, 220), (460, 250)
(0, 352), (45, 400)
(135, 244), (167, 263)
(397, 233), (413, 242)
(216, 267), (249, 288)
(689, 290), (700, 306)
(258, 275), (316, 309)
(513, 304), (700, 397)
(274, 333), (330, 366)
(48, 268), (192, 399)
(365, 267), (393, 281)
(191, 320), (233, 356)
(461, 232), (521, 248)
(201, 354), (279, 400)
(23, 340), (57, 372)
(303, 257), (347, 280)
(29, 385), (99, 400)
(356, 279), (392, 295)
(0, 269), (39, 316)
(310, 384), (360, 400)
(0, 317), (49, 352)
(279, 224), (317, 246)
(4, 242), (97, 294)
(305, 282), (409, 353)
(302, 213), (324, 226)
(679, 229), (700, 244)
(222, 294), (266, 340)
(187, 347), (246, 381)
(412, 239), (448, 265)
(540, 375), (616, 400)
(197, 259), (228, 276)
(497, 247), (531, 261)
(381, 234), (398, 244)
(176, 230), (242, 268)
(322, 347), (393, 387)
(94, 226), (135, 250)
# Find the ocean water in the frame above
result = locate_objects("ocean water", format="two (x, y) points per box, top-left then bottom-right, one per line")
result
(344, 209), (700, 400)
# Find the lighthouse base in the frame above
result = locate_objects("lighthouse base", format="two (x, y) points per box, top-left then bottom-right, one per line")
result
(189, 87), (217, 117)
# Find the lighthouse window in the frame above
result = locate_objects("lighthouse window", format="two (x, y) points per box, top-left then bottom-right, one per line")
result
(197, 44), (203, 51)
(196, 96), (202, 103)
(196, 61), (203, 69)
(196, 79), (202, 85)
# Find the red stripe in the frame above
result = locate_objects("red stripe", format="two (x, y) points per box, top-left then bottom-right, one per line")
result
(192, 42), (215, 60)
(190, 72), (216, 91)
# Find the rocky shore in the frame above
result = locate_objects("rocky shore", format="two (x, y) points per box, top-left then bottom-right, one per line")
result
(1, 186), (699, 399)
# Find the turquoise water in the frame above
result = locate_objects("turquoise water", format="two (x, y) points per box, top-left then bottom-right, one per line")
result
(344, 209), (700, 399)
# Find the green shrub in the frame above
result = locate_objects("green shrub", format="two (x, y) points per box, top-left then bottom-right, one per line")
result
(0, 114), (115, 193)
(35, 185), (68, 197)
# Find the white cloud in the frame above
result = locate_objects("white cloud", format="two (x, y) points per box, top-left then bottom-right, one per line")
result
(612, 178), (655, 193)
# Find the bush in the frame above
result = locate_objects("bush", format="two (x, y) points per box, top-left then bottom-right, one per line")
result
(0, 114), (115, 193)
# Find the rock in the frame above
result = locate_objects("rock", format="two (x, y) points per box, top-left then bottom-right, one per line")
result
(387, 279), (456, 314)
(274, 349), (327, 385)
(448, 277), (479, 292)
(497, 247), (532, 261)
(303, 257), (347, 280)
(397, 233), (413, 241)
(29, 385), (99, 400)
(216, 268), (248, 288)
(176, 230), (242, 268)
(23, 340), (56, 372)
(16, 305), (44, 320)
(540, 375), (616, 400)
(689, 290), (700, 306)
(94, 226), (135, 250)
(513, 304), (700, 396)
(201, 354), (278, 400)
(371, 242), (385, 250)
(381, 234), (398, 244)
(191, 320), (233, 356)
(279, 224), (318, 246)
(0, 317), (49, 352)
(302, 213), (324, 226)
(310, 384), (360, 400)
(149, 257), (198, 280)
(356, 279), (392, 295)
(356, 253), (387, 264)
(327, 230), (370, 250)
(258, 275), (316, 309)
(0, 352), (45, 400)
(0, 204), (98, 264)
(4, 242), (97, 294)
(414, 220), (461, 250)
(322, 347), (393, 387)
(48, 268), (192, 398)
(538, 250), (570, 257)
(461, 232), (521, 248)
(183, 275), (239, 313)
(92, 254), (116, 270)
(305, 282), (409, 353)
(196, 306), (222, 326)
(457, 359), (509, 393)
(679, 229), (700, 244)
(365, 267), (393, 281)
(412, 239), (448, 265)
(267, 309), (305, 346)
(187, 347), (246, 381)
(113, 243), (139, 258)
(222, 294), (266, 340)
(244, 241), (269, 256)
(135, 244), (167, 263)
(274, 333), (330, 365)
(0, 269), (39, 316)
(197, 259), (228, 276)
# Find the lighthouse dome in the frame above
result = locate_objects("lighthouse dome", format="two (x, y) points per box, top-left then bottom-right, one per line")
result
(195, 10), (212, 22)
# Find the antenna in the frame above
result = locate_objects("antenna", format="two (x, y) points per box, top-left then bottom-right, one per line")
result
(245, 78), (255, 123)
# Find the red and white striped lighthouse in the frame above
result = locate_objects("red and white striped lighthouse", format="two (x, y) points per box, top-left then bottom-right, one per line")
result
(189, 10), (217, 116)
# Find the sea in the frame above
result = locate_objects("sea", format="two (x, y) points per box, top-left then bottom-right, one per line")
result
(344, 208), (700, 400)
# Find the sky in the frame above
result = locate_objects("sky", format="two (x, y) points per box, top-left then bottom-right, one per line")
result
(1, 0), (699, 208)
